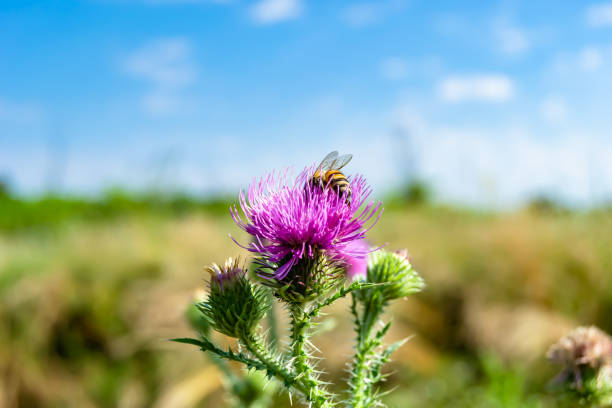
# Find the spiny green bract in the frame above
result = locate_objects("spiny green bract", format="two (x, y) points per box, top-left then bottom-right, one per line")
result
(197, 258), (270, 338)
(254, 252), (345, 304)
(361, 249), (425, 302)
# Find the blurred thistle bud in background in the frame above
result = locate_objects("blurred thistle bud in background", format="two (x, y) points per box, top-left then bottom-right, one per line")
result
(197, 258), (270, 338)
(547, 326), (612, 406)
(231, 167), (381, 304)
(186, 288), (211, 336)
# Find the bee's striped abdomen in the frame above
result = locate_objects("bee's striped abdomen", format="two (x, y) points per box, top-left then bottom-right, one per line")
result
(323, 170), (351, 201)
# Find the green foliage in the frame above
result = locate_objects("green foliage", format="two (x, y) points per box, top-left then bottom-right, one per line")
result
(479, 353), (542, 408)
(387, 356), (548, 408)
(0, 189), (233, 232)
(402, 180), (433, 206)
(525, 195), (569, 215)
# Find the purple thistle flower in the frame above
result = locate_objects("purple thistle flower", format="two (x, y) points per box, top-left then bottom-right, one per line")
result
(206, 257), (244, 294)
(231, 166), (382, 281)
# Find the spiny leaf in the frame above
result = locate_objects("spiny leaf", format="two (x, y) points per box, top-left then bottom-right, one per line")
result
(170, 337), (207, 347)
(375, 322), (392, 340)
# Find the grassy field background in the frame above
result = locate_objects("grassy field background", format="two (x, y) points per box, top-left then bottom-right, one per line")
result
(1, 190), (611, 407)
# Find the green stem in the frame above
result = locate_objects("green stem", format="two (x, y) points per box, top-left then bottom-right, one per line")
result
(240, 334), (297, 390)
(359, 297), (379, 346)
(290, 304), (335, 408)
(307, 282), (376, 319)
(242, 333), (337, 406)
(267, 301), (280, 351)
(177, 335), (316, 402)
(349, 295), (385, 408)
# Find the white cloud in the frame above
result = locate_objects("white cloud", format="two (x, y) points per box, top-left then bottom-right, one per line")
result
(495, 25), (530, 56)
(380, 57), (409, 80)
(342, 0), (406, 27)
(124, 37), (195, 87)
(437, 74), (515, 103)
(586, 3), (612, 26)
(436, 16), (531, 57)
(551, 45), (610, 76)
(578, 46), (604, 71)
(250, 0), (302, 25)
(540, 96), (568, 125)
(123, 37), (196, 116)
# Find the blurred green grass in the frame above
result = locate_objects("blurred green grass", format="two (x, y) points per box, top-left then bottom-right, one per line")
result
(0, 188), (232, 232)
(1, 190), (611, 407)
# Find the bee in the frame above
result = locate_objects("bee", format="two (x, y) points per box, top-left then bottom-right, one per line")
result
(310, 150), (353, 202)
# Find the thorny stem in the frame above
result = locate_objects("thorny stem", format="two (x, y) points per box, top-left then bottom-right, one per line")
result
(243, 332), (345, 407)
(349, 294), (385, 408)
(267, 301), (280, 351)
(307, 282), (377, 320)
(179, 335), (326, 404)
(240, 334), (314, 398)
(290, 303), (335, 408)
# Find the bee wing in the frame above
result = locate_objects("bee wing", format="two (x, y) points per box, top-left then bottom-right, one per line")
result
(331, 153), (353, 170)
(317, 151), (339, 171)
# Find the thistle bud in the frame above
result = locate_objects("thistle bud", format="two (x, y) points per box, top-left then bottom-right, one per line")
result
(360, 249), (424, 302)
(254, 252), (345, 304)
(547, 326), (612, 404)
(198, 258), (270, 338)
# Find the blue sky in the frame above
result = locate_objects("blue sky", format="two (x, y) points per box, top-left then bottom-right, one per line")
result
(2, 0), (612, 207)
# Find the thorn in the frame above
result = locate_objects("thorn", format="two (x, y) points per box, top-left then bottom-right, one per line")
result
(306, 339), (321, 353)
